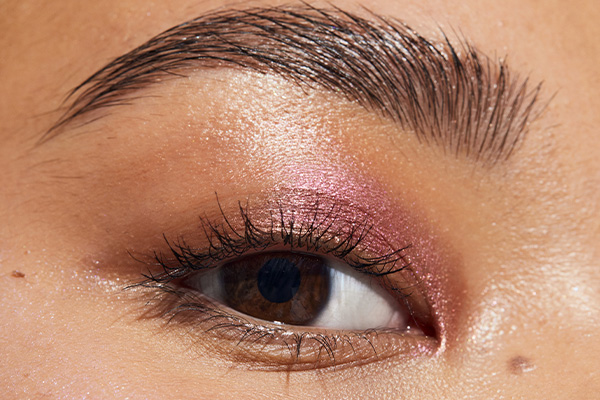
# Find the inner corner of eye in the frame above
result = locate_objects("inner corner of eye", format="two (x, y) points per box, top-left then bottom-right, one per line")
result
(181, 251), (417, 332)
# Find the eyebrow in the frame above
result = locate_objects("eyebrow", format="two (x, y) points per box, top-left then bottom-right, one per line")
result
(43, 5), (542, 163)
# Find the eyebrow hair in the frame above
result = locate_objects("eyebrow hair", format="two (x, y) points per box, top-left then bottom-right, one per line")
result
(43, 4), (542, 163)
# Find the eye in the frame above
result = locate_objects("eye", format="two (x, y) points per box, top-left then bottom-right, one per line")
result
(132, 199), (439, 369)
(182, 251), (407, 331)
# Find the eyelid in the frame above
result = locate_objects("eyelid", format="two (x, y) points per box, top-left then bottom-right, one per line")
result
(138, 284), (438, 371)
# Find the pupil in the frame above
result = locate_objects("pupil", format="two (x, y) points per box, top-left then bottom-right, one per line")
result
(257, 258), (301, 303)
(217, 251), (330, 325)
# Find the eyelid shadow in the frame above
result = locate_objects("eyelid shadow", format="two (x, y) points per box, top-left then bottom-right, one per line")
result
(42, 4), (544, 165)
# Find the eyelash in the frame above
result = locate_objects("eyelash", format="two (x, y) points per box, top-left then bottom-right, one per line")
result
(148, 201), (411, 280)
(130, 199), (430, 369)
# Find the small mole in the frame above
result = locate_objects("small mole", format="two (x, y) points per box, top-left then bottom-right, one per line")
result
(11, 270), (25, 278)
(508, 356), (536, 375)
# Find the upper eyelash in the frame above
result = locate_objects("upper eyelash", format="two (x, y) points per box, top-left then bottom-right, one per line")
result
(140, 199), (412, 285)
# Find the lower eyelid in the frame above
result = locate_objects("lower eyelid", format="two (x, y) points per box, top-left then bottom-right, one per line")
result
(139, 285), (437, 371)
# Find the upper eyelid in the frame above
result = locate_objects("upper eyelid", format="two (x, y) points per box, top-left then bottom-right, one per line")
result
(141, 199), (412, 284)
(42, 4), (543, 165)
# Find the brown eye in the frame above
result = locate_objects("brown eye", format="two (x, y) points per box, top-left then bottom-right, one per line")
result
(216, 252), (330, 325)
(184, 251), (410, 331)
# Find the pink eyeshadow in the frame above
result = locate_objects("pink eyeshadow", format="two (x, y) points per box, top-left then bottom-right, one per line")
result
(256, 161), (464, 347)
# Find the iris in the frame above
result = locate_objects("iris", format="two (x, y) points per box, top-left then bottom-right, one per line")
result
(220, 252), (330, 325)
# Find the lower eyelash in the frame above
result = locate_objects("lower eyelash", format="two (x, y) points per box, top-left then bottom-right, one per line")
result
(133, 283), (431, 370)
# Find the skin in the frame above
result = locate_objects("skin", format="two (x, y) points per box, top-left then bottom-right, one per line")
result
(0, 0), (599, 399)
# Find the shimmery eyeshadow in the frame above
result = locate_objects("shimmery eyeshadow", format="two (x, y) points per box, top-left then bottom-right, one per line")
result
(251, 160), (465, 347)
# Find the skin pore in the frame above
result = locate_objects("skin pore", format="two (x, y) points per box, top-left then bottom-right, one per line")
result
(0, 0), (599, 399)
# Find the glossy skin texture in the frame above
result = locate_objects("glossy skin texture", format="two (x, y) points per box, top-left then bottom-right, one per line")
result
(1, 0), (599, 399)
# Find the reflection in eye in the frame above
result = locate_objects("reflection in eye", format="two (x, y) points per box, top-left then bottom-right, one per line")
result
(183, 251), (405, 330)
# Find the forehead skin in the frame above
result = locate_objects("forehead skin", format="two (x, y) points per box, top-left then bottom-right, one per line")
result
(0, 0), (599, 399)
